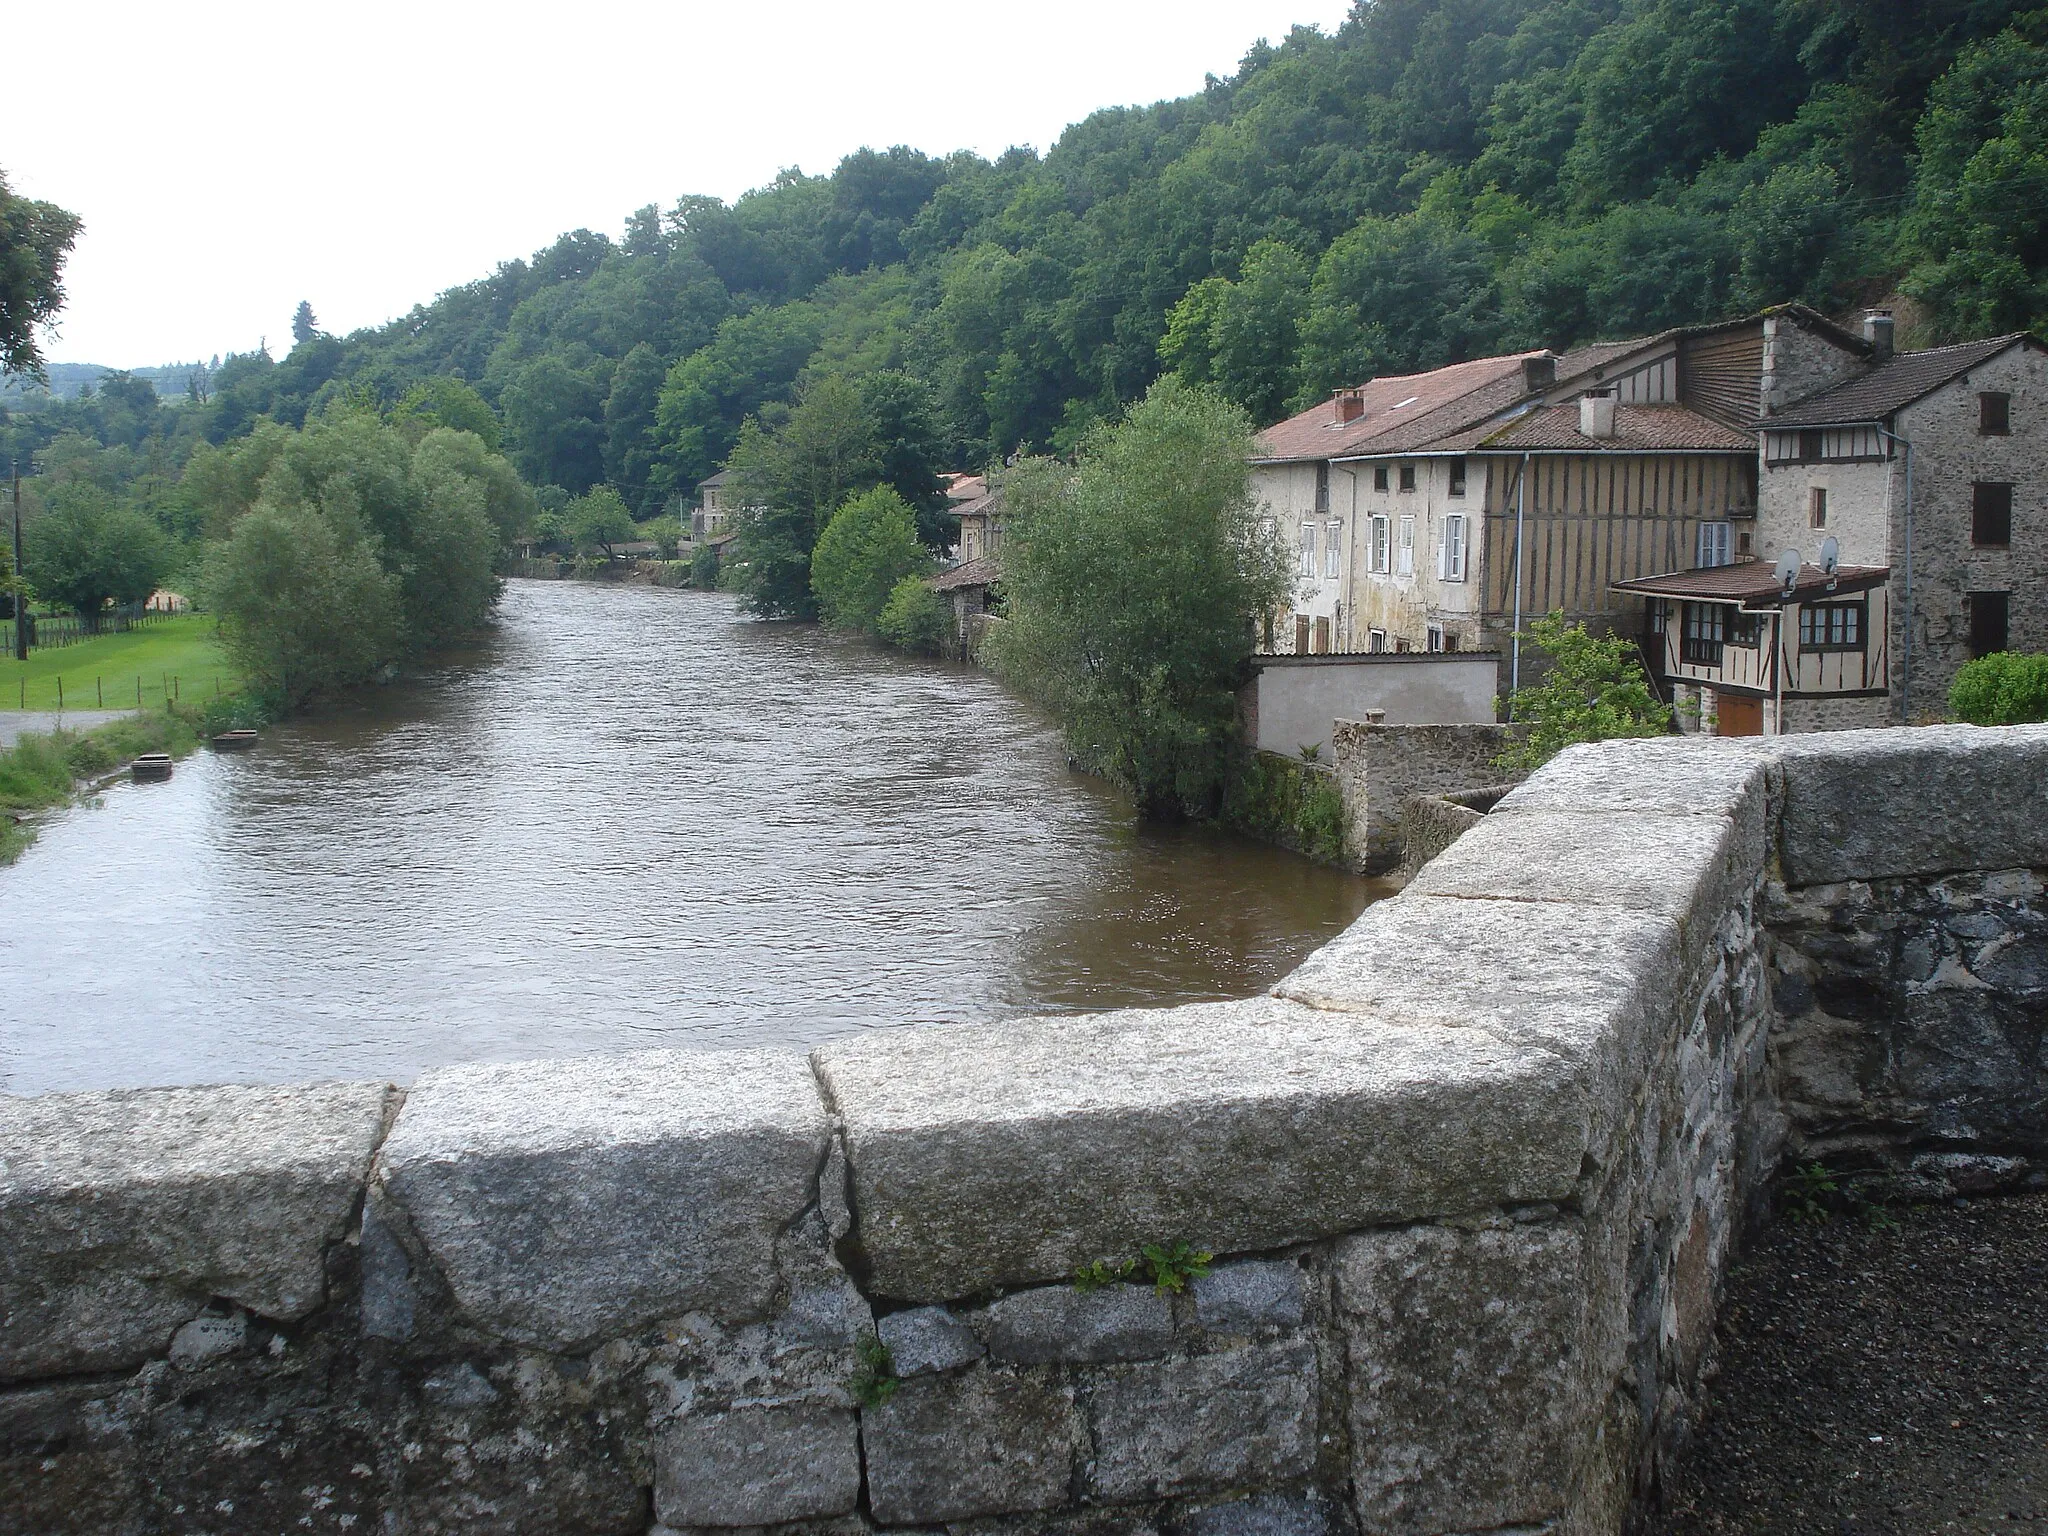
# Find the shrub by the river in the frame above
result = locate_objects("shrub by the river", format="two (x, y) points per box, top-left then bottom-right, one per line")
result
(1220, 751), (1347, 866)
(1950, 651), (2048, 725)
(810, 487), (929, 634)
(877, 576), (951, 656)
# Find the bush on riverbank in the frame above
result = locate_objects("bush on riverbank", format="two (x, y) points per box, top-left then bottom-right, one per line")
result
(1218, 750), (1348, 867)
(810, 487), (930, 634)
(1950, 651), (2048, 725)
(877, 576), (951, 656)
(0, 705), (204, 864)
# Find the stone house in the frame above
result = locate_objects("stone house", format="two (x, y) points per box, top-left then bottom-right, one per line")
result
(1615, 319), (2047, 733)
(693, 470), (737, 540)
(1248, 307), (1870, 698)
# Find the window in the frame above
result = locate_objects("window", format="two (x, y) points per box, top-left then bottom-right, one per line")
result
(1299, 522), (1316, 578)
(1799, 601), (1865, 652)
(1799, 430), (1824, 462)
(1373, 464), (1389, 492)
(1325, 520), (1342, 578)
(1370, 514), (1390, 574)
(1969, 591), (2010, 658)
(1443, 630), (1461, 652)
(1368, 627), (1387, 652)
(1682, 603), (1728, 666)
(1295, 614), (1311, 654)
(1973, 482), (2013, 547)
(1696, 521), (1733, 569)
(1313, 616), (1331, 654)
(1439, 514), (1468, 582)
(1426, 624), (1444, 652)
(1981, 392), (2011, 436)
(1728, 612), (1763, 648)
(1449, 458), (1467, 497)
(1809, 488), (1828, 529)
(1398, 464), (1417, 493)
(1315, 461), (1330, 514)
(1396, 515), (1415, 577)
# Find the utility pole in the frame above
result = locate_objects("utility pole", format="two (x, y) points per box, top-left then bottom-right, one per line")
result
(9, 457), (24, 662)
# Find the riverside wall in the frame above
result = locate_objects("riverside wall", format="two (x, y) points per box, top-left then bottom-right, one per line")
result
(4, 726), (2047, 1536)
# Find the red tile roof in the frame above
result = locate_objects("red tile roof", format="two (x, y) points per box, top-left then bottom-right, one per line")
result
(1254, 352), (1548, 462)
(1449, 402), (1756, 453)
(1612, 560), (1888, 604)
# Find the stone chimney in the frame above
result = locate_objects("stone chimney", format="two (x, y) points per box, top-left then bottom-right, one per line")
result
(1579, 390), (1618, 439)
(1523, 355), (1556, 393)
(1332, 389), (1365, 424)
(1863, 309), (1895, 363)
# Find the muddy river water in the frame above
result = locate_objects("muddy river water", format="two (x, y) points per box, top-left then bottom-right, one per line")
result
(0, 580), (1378, 1095)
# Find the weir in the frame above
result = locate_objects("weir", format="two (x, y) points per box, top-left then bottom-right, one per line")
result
(4, 724), (2045, 1534)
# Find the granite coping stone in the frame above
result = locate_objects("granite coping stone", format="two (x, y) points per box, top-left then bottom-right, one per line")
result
(816, 997), (1585, 1304)
(376, 1047), (829, 1349)
(1766, 724), (2048, 885)
(1276, 892), (1683, 1170)
(0, 1081), (393, 1382)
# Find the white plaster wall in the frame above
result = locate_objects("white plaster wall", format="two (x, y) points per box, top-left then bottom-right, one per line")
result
(1254, 655), (1501, 756)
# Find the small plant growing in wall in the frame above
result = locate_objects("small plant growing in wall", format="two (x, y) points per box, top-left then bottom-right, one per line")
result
(1140, 1240), (1213, 1294)
(1297, 742), (1321, 762)
(1073, 1257), (1139, 1292)
(849, 1332), (898, 1408)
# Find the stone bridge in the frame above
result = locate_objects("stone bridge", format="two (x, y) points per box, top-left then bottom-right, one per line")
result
(4, 725), (2045, 1535)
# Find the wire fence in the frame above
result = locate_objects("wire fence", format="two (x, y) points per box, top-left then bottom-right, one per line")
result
(4, 604), (181, 652)
(6, 673), (227, 713)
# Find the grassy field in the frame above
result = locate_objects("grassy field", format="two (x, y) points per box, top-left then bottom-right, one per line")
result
(0, 615), (240, 711)
(0, 705), (205, 862)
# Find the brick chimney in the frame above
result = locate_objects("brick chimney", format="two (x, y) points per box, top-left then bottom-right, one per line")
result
(1863, 309), (1895, 363)
(1332, 388), (1365, 424)
(1579, 390), (1618, 439)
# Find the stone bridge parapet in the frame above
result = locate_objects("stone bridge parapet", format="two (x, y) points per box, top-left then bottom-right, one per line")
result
(4, 725), (2046, 1535)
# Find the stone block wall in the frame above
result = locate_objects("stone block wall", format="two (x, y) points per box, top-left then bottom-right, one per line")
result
(1328, 720), (1525, 871)
(5, 726), (2046, 1535)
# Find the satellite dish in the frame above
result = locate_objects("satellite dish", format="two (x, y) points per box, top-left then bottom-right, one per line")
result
(1775, 549), (1801, 596)
(1819, 535), (1840, 583)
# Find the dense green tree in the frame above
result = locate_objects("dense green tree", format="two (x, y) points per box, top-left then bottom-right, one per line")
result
(567, 484), (636, 557)
(602, 341), (668, 512)
(26, 484), (170, 621)
(1495, 612), (1673, 771)
(723, 375), (879, 618)
(985, 379), (1289, 818)
(0, 168), (82, 381)
(393, 377), (501, 450)
(201, 499), (400, 707)
(499, 353), (609, 494)
(1296, 214), (1500, 394)
(809, 486), (928, 632)
(292, 301), (320, 345)
(1950, 651), (2048, 724)
(654, 303), (826, 493)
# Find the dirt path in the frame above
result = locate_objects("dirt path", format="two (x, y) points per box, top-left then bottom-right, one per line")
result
(0, 709), (136, 749)
(1660, 1192), (2048, 1534)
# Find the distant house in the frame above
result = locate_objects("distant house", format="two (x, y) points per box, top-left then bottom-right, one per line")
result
(1619, 321), (2048, 733)
(694, 471), (738, 540)
(931, 554), (1001, 660)
(1249, 305), (1870, 676)
(943, 475), (1003, 566)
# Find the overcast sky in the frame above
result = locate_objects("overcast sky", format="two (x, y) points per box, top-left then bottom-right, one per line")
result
(11, 1), (1353, 371)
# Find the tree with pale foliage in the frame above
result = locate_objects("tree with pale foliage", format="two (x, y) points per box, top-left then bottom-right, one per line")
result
(985, 378), (1289, 819)
(810, 486), (928, 633)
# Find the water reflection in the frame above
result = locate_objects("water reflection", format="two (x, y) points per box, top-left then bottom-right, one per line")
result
(0, 581), (1380, 1095)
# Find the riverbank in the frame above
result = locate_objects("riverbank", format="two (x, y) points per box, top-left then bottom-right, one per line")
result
(0, 615), (237, 713)
(0, 705), (207, 864)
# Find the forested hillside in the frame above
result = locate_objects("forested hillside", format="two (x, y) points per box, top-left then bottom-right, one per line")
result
(7, 0), (2046, 520)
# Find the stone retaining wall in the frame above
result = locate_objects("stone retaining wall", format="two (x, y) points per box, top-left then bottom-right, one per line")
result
(1329, 721), (1526, 872)
(5, 726), (2046, 1535)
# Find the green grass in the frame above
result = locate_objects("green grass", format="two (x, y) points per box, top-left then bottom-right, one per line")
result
(0, 705), (206, 863)
(0, 615), (240, 711)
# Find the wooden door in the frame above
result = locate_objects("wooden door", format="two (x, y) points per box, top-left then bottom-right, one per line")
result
(1715, 693), (1763, 737)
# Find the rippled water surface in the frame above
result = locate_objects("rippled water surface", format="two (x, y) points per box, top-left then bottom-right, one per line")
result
(0, 581), (1379, 1095)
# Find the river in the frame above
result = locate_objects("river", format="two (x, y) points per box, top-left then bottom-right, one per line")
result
(0, 580), (1380, 1096)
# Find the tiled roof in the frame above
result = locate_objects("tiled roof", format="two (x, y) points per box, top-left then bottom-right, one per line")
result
(1254, 352), (1548, 462)
(944, 473), (988, 503)
(699, 469), (731, 487)
(1443, 402), (1756, 453)
(1612, 560), (1889, 603)
(1764, 335), (2031, 427)
(931, 554), (1001, 592)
